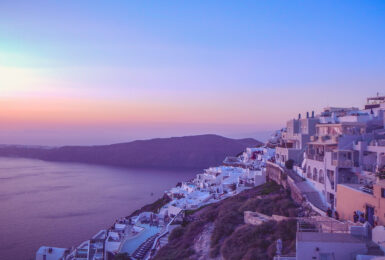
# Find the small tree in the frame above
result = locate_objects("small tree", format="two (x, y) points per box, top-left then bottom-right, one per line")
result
(285, 159), (294, 170)
(376, 167), (385, 180)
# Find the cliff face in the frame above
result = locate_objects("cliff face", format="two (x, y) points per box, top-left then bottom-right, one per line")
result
(154, 182), (298, 260)
(0, 134), (262, 169)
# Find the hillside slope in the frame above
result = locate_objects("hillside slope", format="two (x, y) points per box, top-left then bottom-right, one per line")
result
(154, 182), (299, 260)
(0, 134), (262, 169)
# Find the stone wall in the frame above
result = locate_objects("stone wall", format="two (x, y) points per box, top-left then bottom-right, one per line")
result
(266, 161), (304, 205)
(287, 176), (305, 205)
(244, 211), (270, 225)
(266, 162), (287, 188)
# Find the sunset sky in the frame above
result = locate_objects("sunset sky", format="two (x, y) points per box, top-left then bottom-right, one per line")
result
(1, 1), (385, 145)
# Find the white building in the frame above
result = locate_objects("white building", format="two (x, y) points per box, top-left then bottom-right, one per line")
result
(104, 231), (122, 256)
(300, 97), (385, 209)
(276, 217), (384, 260)
(36, 247), (68, 260)
(275, 113), (319, 166)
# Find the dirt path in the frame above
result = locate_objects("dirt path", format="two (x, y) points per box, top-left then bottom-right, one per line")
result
(192, 223), (222, 260)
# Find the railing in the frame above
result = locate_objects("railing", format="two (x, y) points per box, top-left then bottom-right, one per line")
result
(368, 140), (385, 147)
(310, 136), (318, 142)
(146, 211), (183, 260)
(307, 154), (324, 161)
(363, 164), (376, 173)
(332, 159), (353, 168)
(297, 219), (350, 234)
(276, 143), (294, 149)
(326, 171), (335, 190)
(359, 186), (373, 195)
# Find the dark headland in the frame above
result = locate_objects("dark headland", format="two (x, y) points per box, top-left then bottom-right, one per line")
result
(0, 134), (262, 169)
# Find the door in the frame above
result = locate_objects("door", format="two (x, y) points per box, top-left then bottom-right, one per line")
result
(366, 205), (375, 226)
(329, 193), (335, 209)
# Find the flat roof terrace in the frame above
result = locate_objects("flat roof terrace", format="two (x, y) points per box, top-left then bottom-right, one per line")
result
(297, 232), (366, 243)
(339, 183), (374, 195)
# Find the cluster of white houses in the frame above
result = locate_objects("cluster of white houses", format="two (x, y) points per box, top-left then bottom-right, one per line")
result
(275, 95), (385, 220)
(271, 95), (385, 260)
(36, 146), (274, 260)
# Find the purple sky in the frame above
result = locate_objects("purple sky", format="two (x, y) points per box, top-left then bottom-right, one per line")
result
(1, 1), (385, 145)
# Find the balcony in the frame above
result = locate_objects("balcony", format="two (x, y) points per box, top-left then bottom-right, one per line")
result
(310, 136), (318, 142)
(363, 164), (376, 173)
(327, 170), (335, 190)
(297, 217), (351, 234)
(368, 139), (385, 147)
(332, 159), (353, 168)
(307, 154), (324, 162)
(359, 185), (373, 195)
(332, 151), (356, 168)
(277, 142), (294, 149)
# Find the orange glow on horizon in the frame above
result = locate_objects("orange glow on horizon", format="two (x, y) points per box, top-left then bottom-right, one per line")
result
(0, 96), (281, 129)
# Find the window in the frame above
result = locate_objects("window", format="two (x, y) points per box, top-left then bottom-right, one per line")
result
(319, 170), (324, 184)
(313, 168), (318, 181)
(381, 188), (385, 198)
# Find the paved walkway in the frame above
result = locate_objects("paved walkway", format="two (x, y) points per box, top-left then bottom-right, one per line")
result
(286, 169), (328, 212)
(287, 169), (304, 183)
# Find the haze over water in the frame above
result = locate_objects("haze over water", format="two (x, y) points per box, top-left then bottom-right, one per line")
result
(0, 157), (197, 260)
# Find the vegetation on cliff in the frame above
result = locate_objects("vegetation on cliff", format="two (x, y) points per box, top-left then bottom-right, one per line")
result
(154, 182), (299, 260)
(128, 194), (171, 218)
(221, 219), (297, 260)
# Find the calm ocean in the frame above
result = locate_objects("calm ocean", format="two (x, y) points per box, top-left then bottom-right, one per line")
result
(0, 157), (197, 260)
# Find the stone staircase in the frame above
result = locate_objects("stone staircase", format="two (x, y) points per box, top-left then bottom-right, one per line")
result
(159, 236), (168, 247)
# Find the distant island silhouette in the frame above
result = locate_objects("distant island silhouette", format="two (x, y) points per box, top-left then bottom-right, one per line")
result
(0, 134), (262, 170)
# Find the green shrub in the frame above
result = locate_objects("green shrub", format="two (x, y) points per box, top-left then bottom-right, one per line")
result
(260, 182), (281, 195)
(168, 226), (185, 242)
(128, 194), (171, 217)
(220, 220), (297, 260)
(285, 159), (294, 169)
